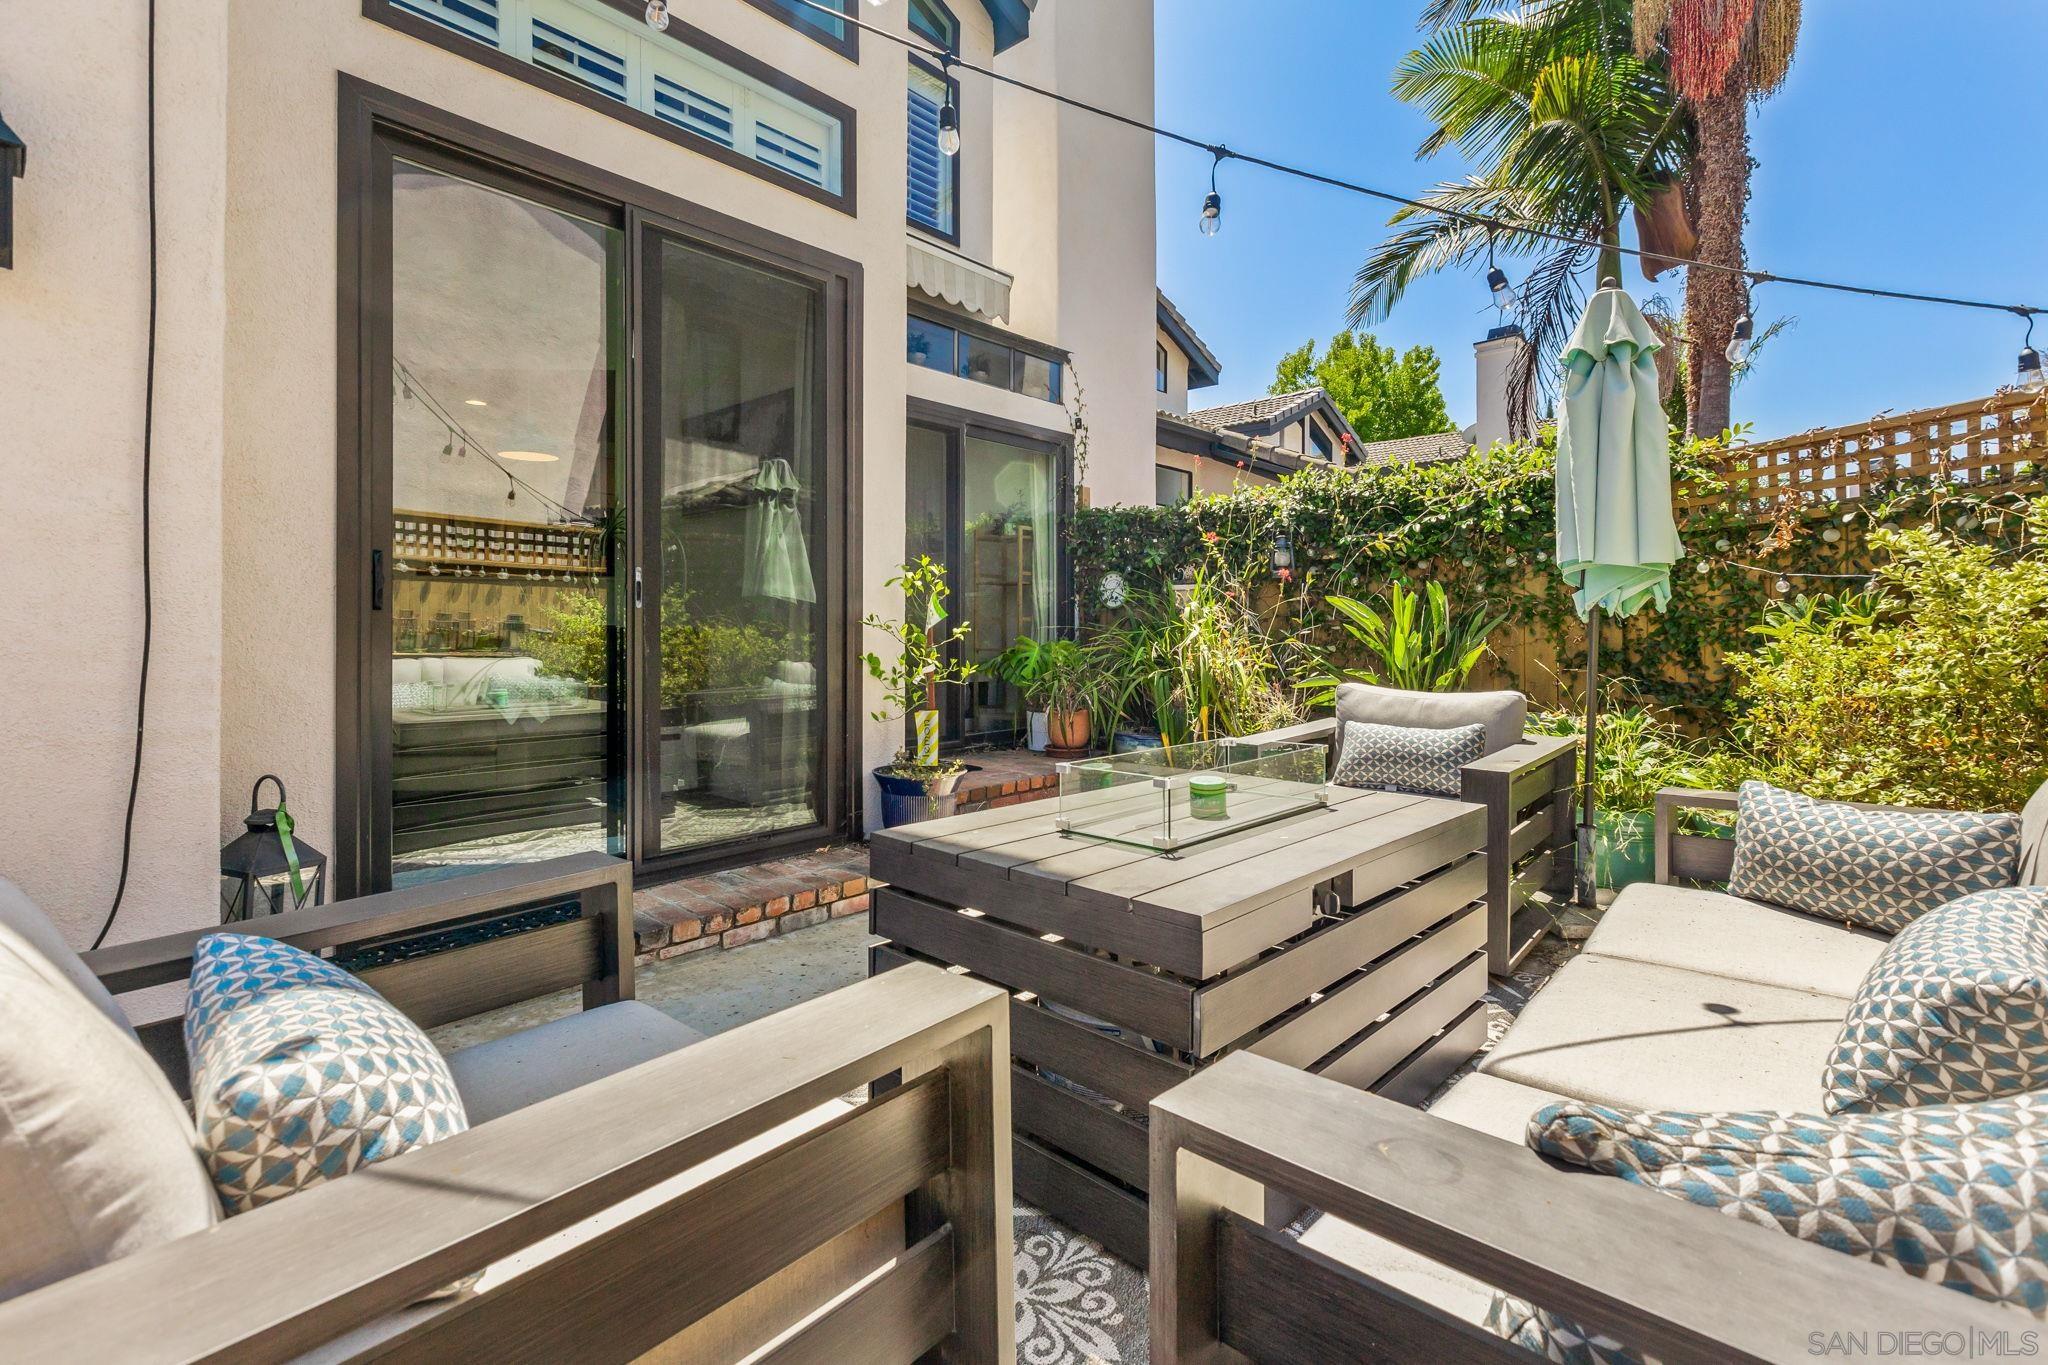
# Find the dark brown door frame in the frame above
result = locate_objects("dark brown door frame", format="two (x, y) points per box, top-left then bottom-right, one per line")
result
(337, 76), (864, 897)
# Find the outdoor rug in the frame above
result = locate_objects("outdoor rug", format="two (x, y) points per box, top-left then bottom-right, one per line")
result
(1014, 1205), (1148, 1364)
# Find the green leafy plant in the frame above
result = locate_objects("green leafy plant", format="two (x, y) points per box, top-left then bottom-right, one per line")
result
(992, 636), (1092, 716)
(1726, 502), (2048, 810)
(1270, 331), (1453, 443)
(861, 556), (978, 773)
(529, 590), (792, 709)
(1086, 575), (1303, 748)
(1303, 580), (1505, 701)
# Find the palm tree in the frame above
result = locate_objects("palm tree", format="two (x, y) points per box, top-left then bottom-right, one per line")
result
(1355, 0), (1685, 433)
(1633, 0), (1802, 439)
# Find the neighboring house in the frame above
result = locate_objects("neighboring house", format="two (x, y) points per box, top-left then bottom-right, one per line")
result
(1, 0), (1158, 944)
(1151, 292), (1310, 502)
(1193, 388), (1364, 468)
(1353, 431), (1474, 469)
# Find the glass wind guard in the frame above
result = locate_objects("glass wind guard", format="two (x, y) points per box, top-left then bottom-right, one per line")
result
(1055, 741), (1330, 852)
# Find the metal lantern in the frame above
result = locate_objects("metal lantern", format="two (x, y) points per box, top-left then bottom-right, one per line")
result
(220, 775), (328, 923)
(1270, 530), (1295, 574)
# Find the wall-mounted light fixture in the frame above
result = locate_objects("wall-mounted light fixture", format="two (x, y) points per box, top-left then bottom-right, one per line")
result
(0, 106), (25, 270)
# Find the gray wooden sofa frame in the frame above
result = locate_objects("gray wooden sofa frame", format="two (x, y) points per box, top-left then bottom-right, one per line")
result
(1147, 790), (2020, 1364)
(0, 853), (1016, 1364)
(1242, 718), (1578, 975)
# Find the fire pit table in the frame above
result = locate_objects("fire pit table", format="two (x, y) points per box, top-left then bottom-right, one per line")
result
(868, 742), (1488, 1266)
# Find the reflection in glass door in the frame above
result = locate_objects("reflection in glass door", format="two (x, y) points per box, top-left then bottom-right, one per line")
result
(645, 236), (827, 856)
(382, 156), (626, 887)
(905, 420), (1062, 745)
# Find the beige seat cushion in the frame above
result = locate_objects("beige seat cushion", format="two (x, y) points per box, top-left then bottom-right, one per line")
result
(0, 922), (219, 1302)
(0, 878), (136, 1039)
(1585, 883), (1889, 1000)
(1298, 1074), (1573, 1327)
(446, 1001), (704, 1125)
(1334, 683), (1527, 760)
(1479, 954), (1846, 1113)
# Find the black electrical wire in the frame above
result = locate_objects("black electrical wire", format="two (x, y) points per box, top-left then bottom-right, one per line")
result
(94, 0), (156, 951)
(787, 0), (2045, 321)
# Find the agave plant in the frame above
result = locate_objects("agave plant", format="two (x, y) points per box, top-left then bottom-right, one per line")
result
(1302, 581), (1506, 703)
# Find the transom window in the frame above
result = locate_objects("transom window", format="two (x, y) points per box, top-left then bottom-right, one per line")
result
(379, 0), (847, 197)
(908, 312), (1063, 404)
(909, 0), (959, 50)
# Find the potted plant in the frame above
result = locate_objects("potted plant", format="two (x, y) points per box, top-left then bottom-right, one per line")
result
(993, 636), (1094, 756)
(1586, 708), (1699, 891)
(862, 557), (980, 827)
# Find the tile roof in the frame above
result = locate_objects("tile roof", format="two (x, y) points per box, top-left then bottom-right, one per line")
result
(1189, 389), (1326, 431)
(1353, 430), (1473, 469)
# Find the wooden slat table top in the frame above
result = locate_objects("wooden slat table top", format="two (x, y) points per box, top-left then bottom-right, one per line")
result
(874, 790), (1484, 939)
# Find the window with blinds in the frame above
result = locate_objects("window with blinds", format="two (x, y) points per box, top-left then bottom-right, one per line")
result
(381, 0), (844, 196)
(907, 60), (955, 238)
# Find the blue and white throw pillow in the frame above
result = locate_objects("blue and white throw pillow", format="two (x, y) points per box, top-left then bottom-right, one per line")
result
(185, 935), (468, 1216)
(1728, 780), (2020, 933)
(1825, 886), (2048, 1114)
(1332, 720), (1485, 799)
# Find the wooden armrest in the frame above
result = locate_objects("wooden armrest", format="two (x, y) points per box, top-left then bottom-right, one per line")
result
(1461, 732), (1579, 780)
(1153, 1053), (2015, 1364)
(1236, 717), (1337, 748)
(0, 965), (1009, 1362)
(1654, 789), (1738, 886)
(82, 852), (631, 996)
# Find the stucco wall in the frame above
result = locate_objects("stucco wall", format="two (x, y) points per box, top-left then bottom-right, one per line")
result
(0, 0), (229, 949)
(994, 0), (1156, 511)
(1153, 446), (1276, 501)
(3, 0), (1158, 933)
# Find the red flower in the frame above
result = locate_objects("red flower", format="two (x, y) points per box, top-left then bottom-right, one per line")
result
(1277, 568), (1294, 582)
(1202, 530), (1220, 543)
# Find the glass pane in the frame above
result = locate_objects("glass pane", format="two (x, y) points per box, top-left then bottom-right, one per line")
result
(906, 63), (955, 236)
(909, 0), (958, 48)
(960, 435), (1057, 742)
(387, 161), (623, 887)
(771, 0), (845, 40)
(1016, 352), (1059, 403)
(1156, 464), (1192, 506)
(653, 239), (825, 855)
(908, 316), (957, 374)
(959, 334), (1013, 390)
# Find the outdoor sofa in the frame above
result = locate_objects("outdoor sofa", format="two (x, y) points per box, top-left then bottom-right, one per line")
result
(1151, 779), (2048, 1362)
(0, 853), (1014, 1363)
(1243, 682), (1579, 976)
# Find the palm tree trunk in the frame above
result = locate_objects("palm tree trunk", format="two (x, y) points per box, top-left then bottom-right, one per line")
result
(1685, 90), (1749, 439)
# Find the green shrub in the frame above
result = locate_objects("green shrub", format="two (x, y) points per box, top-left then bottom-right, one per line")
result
(1086, 574), (1304, 744)
(1726, 500), (2048, 810)
(531, 589), (795, 709)
(1302, 580), (1504, 702)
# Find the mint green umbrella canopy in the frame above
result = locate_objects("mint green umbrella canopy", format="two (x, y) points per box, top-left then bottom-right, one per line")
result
(1554, 287), (1684, 619)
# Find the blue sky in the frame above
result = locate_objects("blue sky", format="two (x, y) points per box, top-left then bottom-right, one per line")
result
(1154, 1), (2048, 439)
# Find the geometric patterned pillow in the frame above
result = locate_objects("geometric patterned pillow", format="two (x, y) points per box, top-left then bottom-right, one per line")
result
(184, 935), (468, 1216)
(1523, 1094), (2048, 1314)
(1331, 720), (1485, 798)
(1728, 780), (2020, 933)
(1825, 886), (2048, 1115)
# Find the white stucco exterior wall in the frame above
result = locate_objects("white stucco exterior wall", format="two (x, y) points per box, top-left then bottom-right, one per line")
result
(993, 0), (1157, 510)
(0, 0), (230, 950)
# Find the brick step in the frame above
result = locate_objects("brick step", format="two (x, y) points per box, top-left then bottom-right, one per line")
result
(632, 844), (871, 963)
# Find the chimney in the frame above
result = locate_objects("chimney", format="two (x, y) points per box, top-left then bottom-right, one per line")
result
(1474, 324), (1534, 451)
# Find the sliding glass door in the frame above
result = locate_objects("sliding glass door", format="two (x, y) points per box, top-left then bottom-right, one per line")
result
(345, 98), (857, 895)
(378, 149), (628, 889)
(641, 234), (830, 857)
(906, 417), (1065, 745)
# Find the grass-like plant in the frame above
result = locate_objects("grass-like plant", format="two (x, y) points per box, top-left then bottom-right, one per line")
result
(1302, 580), (1506, 702)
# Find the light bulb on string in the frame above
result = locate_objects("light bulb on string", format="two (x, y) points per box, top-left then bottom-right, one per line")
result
(1198, 147), (1228, 238)
(1726, 314), (1754, 366)
(938, 98), (961, 157)
(644, 0), (669, 31)
(1483, 232), (1517, 315)
(1775, 576), (1792, 595)
(2017, 314), (2045, 393)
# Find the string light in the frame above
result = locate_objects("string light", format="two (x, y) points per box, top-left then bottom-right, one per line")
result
(1485, 232), (1518, 314)
(938, 97), (962, 157)
(2020, 315), (2046, 393)
(644, 0), (668, 31)
(1199, 148), (1228, 238)
(767, 0), (2046, 350)
(1726, 313), (1754, 366)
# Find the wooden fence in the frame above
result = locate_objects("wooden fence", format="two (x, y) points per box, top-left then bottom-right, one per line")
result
(1680, 391), (2046, 513)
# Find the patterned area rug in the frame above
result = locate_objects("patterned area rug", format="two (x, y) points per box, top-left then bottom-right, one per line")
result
(1014, 1206), (1149, 1364)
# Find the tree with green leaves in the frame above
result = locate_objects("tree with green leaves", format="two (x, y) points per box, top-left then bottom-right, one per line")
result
(1270, 331), (1454, 443)
(1356, 0), (1685, 431)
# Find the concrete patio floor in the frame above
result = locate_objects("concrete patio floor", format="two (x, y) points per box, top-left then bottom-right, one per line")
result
(432, 913), (877, 1053)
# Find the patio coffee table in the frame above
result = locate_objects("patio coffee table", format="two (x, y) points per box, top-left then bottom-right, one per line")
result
(868, 781), (1488, 1267)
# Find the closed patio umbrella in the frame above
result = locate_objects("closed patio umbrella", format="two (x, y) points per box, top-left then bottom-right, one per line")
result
(1554, 281), (1684, 905)
(743, 457), (817, 605)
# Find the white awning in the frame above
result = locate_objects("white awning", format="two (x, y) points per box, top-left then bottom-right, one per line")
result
(906, 234), (1013, 323)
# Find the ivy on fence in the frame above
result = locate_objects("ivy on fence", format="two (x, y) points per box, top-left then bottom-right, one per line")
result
(1068, 431), (2036, 730)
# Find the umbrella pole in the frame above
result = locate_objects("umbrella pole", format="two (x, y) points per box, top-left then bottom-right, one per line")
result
(1575, 606), (1602, 908)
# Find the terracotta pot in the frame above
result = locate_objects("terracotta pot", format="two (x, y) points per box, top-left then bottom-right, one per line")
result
(1045, 707), (1091, 752)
